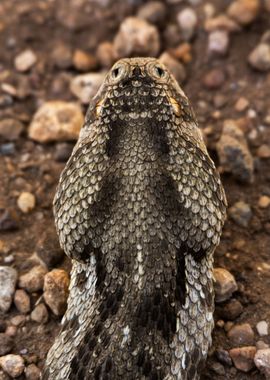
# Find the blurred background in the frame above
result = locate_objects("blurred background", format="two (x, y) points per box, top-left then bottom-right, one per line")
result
(0, 0), (270, 379)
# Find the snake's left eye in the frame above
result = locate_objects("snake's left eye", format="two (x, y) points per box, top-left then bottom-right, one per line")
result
(112, 67), (121, 79)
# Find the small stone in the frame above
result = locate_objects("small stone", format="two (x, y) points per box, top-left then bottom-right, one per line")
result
(209, 362), (225, 375)
(14, 50), (37, 72)
(10, 315), (26, 327)
(0, 334), (14, 356)
(169, 43), (192, 64)
(229, 201), (252, 227)
(227, 0), (260, 26)
(72, 50), (98, 72)
(0, 119), (24, 141)
(228, 323), (255, 346)
(70, 73), (106, 104)
(213, 268), (238, 302)
(25, 364), (41, 380)
(17, 192), (35, 214)
(248, 43), (270, 71)
(28, 101), (84, 143)
(258, 195), (270, 208)
(222, 299), (243, 320)
(14, 289), (31, 314)
(216, 119), (254, 183)
(203, 68), (226, 89)
(0, 266), (17, 313)
(137, 1), (166, 25)
(31, 304), (48, 324)
(177, 8), (198, 40)
(265, 0), (270, 12)
(43, 270), (69, 316)
(5, 326), (17, 337)
(36, 229), (65, 268)
(257, 341), (269, 350)
(159, 52), (186, 84)
(96, 42), (117, 68)
(216, 349), (233, 366)
(235, 97), (249, 112)
(254, 348), (270, 377)
(204, 15), (241, 32)
(229, 346), (256, 372)
(0, 354), (25, 378)
(256, 321), (269, 336)
(113, 17), (160, 58)
(54, 143), (73, 163)
(0, 143), (15, 156)
(0, 209), (18, 231)
(257, 144), (270, 158)
(51, 43), (72, 69)
(208, 30), (229, 56)
(19, 266), (47, 293)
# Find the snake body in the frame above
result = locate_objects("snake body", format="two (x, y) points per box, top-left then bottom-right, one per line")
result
(43, 58), (227, 380)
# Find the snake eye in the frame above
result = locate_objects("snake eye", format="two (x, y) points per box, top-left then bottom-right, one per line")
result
(155, 66), (165, 78)
(112, 67), (120, 79)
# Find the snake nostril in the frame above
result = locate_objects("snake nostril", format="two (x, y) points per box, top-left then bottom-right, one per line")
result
(132, 66), (142, 77)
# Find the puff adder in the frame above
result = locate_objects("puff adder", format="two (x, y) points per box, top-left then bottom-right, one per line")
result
(43, 57), (227, 380)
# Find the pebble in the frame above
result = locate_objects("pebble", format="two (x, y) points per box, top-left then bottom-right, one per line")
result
(113, 17), (160, 58)
(208, 30), (229, 56)
(258, 195), (270, 208)
(248, 43), (270, 71)
(204, 15), (241, 32)
(43, 269), (69, 316)
(137, 1), (166, 25)
(28, 101), (84, 143)
(10, 315), (26, 327)
(0, 354), (25, 378)
(17, 192), (35, 214)
(213, 268), (238, 303)
(229, 201), (252, 227)
(228, 323), (255, 346)
(257, 144), (270, 158)
(235, 97), (249, 112)
(222, 299), (243, 320)
(5, 326), (17, 337)
(72, 50), (98, 72)
(169, 43), (192, 64)
(96, 42), (116, 69)
(0, 266), (18, 313)
(256, 321), (269, 336)
(265, 0), (270, 11)
(70, 73), (106, 104)
(229, 346), (256, 372)
(216, 348), (233, 366)
(0, 119), (24, 141)
(0, 143), (15, 156)
(14, 49), (37, 72)
(25, 364), (41, 380)
(51, 43), (72, 69)
(257, 341), (269, 350)
(19, 265), (47, 293)
(0, 334), (14, 356)
(177, 8), (198, 41)
(203, 68), (226, 89)
(31, 303), (49, 324)
(216, 119), (254, 183)
(54, 142), (73, 163)
(254, 348), (270, 377)
(36, 229), (65, 269)
(159, 52), (186, 83)
(209, 362), (225, 375)
(227, 0), (260, 26)
(14, 289), (31, 314)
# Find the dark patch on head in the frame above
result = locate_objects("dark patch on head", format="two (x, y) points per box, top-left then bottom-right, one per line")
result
(175, 250), (187, 305)
(135, 289), (176, 341)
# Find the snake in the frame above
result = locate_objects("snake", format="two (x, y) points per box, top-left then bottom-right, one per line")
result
(43, 57), (227, 380)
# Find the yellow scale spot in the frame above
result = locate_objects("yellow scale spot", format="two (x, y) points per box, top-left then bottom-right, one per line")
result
(168, 97), (181, 116)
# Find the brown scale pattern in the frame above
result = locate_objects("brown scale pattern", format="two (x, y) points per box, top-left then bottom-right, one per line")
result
(43, 58), (227, 380)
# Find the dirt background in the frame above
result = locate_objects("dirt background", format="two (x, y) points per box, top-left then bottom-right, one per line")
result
(0, 0), (270, 379)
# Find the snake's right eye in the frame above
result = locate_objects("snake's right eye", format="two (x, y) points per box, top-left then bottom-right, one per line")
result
(112, 67), (120, 79)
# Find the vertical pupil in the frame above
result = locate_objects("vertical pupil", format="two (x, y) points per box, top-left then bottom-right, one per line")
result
(113, 68), (119, 78)
(156, 67), (164, 77)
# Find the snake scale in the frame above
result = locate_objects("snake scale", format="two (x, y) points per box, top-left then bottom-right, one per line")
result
(43, 57), (227, 380)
